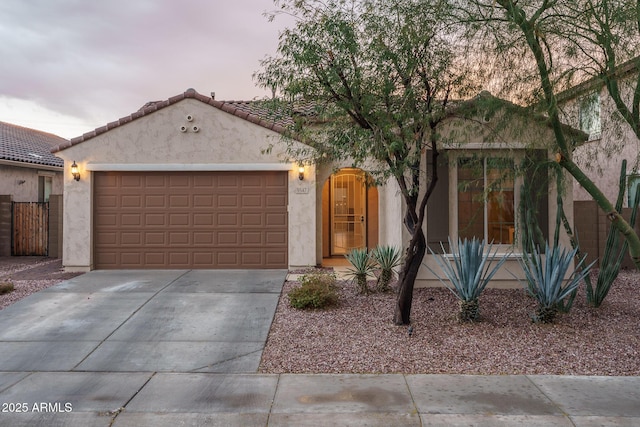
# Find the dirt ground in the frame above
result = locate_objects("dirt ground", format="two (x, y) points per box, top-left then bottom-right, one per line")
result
(0, 257), (82, 281)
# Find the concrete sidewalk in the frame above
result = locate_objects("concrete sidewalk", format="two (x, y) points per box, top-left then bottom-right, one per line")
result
(0, 372), (639, 426)
(0, 269), (638, 426)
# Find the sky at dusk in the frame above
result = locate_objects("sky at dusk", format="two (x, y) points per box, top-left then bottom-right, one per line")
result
(0, 1), (293, 139)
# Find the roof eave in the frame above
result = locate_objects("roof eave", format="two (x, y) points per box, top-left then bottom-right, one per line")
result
(0, 159), (64, 171)
(52, 88), (296, 153)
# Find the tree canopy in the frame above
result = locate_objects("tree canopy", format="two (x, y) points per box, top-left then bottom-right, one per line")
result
(257, 0), (480, 324)
(457, 0), (640, 267)
(257, 0), (640, 325)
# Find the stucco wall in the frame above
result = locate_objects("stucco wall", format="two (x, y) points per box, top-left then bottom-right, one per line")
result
(560, 84), (640, 205)
(56, 98), (316, 271)
(0, 164), (63, 202)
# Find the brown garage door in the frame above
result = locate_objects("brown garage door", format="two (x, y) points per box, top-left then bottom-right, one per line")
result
(93, 171), (288, 269)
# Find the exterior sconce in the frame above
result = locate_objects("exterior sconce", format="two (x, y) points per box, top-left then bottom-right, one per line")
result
(298, 165), (305, 181)
(71, 161), (80, 181)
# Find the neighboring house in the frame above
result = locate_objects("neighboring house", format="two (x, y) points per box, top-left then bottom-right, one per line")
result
(0, 121), (66, 257)
(557, 61), (640, 206)
(52, 89), (576, 287)
(557, 60), (640, 267)
(0, 121), (65, 202)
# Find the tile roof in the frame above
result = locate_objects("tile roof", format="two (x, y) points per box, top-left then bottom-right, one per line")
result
(52, 88), (299, 153)
(0, 121), (66, 168)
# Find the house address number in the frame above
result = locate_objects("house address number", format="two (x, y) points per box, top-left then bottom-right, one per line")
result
(294, 187), (310, 194)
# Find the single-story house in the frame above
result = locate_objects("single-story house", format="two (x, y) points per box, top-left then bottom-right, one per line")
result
(52, 89), (578, 286)
(0, 121), (66, 257)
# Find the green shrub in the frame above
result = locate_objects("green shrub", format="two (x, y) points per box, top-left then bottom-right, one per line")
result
(0, 282), (14, 295)
(289, 272), (339, 309)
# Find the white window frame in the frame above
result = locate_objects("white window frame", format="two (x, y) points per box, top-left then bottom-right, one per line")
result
(579, 92), (601, 141)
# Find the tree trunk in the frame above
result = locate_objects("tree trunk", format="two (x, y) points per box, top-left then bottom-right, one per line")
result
(393, 227), (426, 325)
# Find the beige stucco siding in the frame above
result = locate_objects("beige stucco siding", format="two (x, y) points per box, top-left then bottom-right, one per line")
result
(0, 164), (63, 202)
(56, 98), (316, 271)
(560, 85), (640, 206)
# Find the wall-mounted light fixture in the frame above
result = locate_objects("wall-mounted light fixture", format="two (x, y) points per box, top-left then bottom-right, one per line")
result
(298, 165), (305, 181)
(71, 161), (81, 181)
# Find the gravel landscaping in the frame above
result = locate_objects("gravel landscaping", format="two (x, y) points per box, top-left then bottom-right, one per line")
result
(0, 257), (82, 310)
(259, 269), (640, 375)
(2, 258), (638, 376)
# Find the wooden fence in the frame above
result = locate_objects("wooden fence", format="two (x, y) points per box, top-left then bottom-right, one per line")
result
(12, 202), (49, 256)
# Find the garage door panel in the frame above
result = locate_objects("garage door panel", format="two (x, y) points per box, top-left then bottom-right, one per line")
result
(241, 231), (263, 245)
(144, 175), (165, 187)
(142, 252), (165, 266)
(218, 195), (238, 208)
(266, 252), (287, 266)
(169, 195), (189, 207)
(241, 213), (263, 226)
(169, 213), (190, 226)
(266, 213), (286, 226)
(169, 175), (190, 187)
(144, 232), (166, 245)
(122, 175), (144, 188)
(95, 213), (118, 227)
(121, 232), (141, 245)
(95, 232), (117, 245)
(217, 176), (239, 188)
(193, 232), (214, 245)
(169, 232), (190, 245)
(122, 252), (143, 265)
(94, 171), (288, 269)
(266, 194), (286, 207)
(266, 231), (287, 245)
(241, 194), (262, 207)
(193, 214), (213, 225)
(265, 172), (287, 187)
(122, 214), (142, 226)
(193, 175), (215, 187)
(217, 213), (238, 226)
(194, 195), (214, 207)
(121, 195), (142, 208)
(144, 214), (166, 226)
(95, 252), (117, 266)
(216, 252), (238, 266)
(96, 195), (118, 208)
(242, 174), (265, 187)
(168, 252), (190, 265)
(217, 232), (238, 245)
(241, 252), (263, 265)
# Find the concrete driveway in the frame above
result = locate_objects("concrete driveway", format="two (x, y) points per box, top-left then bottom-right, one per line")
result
(2, 269), (640, 426)
(0, 269), (286, 373)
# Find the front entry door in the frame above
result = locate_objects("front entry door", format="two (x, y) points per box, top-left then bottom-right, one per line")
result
(330, 168), (367, 255)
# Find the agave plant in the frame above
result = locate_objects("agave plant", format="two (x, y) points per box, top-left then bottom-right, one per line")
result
(428, 238), (509, 322)
(520, 243), (595, 323)
(345, 248), (375, 295)
(370, 245), (402, 292)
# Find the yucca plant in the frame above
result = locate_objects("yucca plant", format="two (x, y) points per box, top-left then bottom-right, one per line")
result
(345, 248), (376, 295)
(428, 238), (509, 322)
(520, 243), (595, 323)
(370, 245), (402, 292)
